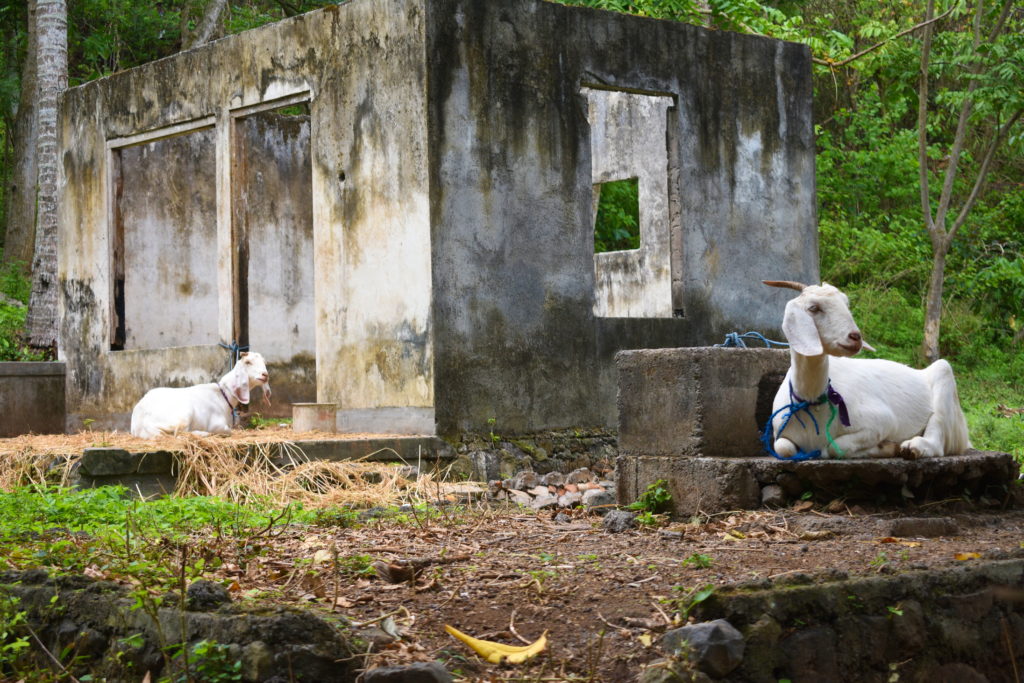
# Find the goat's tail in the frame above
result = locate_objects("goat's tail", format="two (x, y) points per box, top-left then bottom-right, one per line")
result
(926, 360), (972, 455)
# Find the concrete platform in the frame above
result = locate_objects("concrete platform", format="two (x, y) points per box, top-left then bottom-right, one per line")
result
(617, 450), (1019, 516)
(72, 436), (456, 497)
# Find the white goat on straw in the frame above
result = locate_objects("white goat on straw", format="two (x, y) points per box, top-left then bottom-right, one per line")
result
(130, 352), (272, 439)
(764, 281), (970, 460)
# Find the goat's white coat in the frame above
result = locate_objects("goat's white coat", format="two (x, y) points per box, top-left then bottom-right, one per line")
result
(130, 352), (271, 439)
(768, 283), (970, 459)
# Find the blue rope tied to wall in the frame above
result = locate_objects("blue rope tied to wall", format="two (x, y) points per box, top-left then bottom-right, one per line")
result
(715, 331), (789, 349)
(218, 340), (249, 426)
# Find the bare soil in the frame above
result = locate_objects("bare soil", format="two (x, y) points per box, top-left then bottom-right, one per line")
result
(204, 502), (1023, 681)
(4, 430), (1021, 680)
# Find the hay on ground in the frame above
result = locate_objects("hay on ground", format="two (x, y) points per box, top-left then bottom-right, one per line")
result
(0, 428), (447, 508)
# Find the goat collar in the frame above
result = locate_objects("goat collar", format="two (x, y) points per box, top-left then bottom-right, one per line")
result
(789, 380), (851, 427)
(217, 382), (239, 410)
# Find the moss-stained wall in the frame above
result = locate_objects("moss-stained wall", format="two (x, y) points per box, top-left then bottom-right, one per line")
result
(59, 0), (433, 431)
(60, 0), (816, 437)
(426, 0), (817, 435)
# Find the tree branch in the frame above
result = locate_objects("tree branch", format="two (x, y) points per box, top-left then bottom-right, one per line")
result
(812, 4), (957, 68)
(949, 108), (1024, 239)
(935, 0), (985, 227)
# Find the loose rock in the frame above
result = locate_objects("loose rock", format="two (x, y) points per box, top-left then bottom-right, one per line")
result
(761, 484), (785, 507)
(362, 661), (454, 683)
(661, 619), (745, 678)
(187, 579), (230, 611)
(602, 510), (637, 533)
(582, 488), (616, 512)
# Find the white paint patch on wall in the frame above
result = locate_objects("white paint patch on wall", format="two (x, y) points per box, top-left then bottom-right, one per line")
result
(584, 88), (675, 318)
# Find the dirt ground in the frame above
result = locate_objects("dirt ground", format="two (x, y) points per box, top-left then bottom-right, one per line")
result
(4, 429), (1021, 680)
(195, 501), (1024, 681)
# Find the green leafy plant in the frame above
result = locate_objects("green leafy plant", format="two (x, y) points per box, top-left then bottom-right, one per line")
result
(628, 479), (672, 514)
(682, 553), (713, 569)
(664, 584), (715, 622)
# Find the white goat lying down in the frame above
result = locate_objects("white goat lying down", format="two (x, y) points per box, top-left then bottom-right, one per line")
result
(764, 281), (970, 460)
(130, 352), (272, 439)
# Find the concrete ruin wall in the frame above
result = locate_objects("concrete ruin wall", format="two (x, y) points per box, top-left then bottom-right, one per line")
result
(427, 0), (817, 435)
(59, 0), (816, 436)
(59, 0), (433, 431)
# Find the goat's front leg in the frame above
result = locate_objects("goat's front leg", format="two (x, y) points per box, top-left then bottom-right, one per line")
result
(773, 437), (798, 458)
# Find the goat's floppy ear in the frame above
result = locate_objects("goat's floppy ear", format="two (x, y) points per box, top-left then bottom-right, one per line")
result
(226, 364), (251, 405)
(782, 300), (824, 356)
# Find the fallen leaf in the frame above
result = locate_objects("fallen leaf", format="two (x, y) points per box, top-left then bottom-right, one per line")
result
(954, 552), (981, 561)
(637, 633), (653, 647)
(312, 549), (334, 566)
(793, 500), (813, 512)
(799, 530), (834, 541)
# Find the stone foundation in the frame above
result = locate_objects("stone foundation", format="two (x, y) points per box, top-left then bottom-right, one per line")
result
(617, 450), (1019, 516)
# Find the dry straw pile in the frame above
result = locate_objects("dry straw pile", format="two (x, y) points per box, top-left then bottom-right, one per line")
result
(0, 428), (447, 508)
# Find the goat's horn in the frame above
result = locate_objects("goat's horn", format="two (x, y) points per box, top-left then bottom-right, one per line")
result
(762, 280), (808, 292)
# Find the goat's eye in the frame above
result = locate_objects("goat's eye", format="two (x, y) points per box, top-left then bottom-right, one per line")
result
(808, 304), (821, 314)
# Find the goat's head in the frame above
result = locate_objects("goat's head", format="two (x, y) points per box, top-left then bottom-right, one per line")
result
(223, 352), (271, 406)
(238, 352), (270, 388)
(764, 280), (874, 357)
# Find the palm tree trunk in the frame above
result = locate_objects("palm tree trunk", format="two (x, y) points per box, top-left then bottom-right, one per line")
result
(3, 0), (39, 268)
(25, 0), (66, 350)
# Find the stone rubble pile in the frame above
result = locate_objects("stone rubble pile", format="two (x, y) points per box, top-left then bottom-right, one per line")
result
(487, 467), (617, 513)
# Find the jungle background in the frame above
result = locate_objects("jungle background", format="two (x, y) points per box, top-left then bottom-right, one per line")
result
(0, 0), (1021, 458)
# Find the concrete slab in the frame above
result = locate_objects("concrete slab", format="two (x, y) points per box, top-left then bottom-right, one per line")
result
(617, 450), (1019, 516)
(617, 347), (789, 458)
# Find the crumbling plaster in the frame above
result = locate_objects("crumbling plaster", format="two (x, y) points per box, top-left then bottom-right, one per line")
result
(59, 0), (817, 437)
(59, 0), (433, 430)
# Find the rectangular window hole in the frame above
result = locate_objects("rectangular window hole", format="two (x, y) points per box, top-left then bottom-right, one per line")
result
(593, 177), (640, 253)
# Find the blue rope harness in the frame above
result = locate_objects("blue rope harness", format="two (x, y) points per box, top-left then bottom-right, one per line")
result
(219, 340), (249, 426)
(761, 381), (851, 461)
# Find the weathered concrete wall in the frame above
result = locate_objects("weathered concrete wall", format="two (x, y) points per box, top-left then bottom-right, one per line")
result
(0, 362), (66, 436)
(119, 130), (219, 350)
(236, 109), (316, 414)
(59, 0), (433, 431)
(617, 347), (789, 457)
(427, 0), (816, 435)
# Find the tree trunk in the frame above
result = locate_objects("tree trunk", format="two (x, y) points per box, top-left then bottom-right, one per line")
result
(3, 0), (39, 267)
(25, 0), (67, 350)
(183, 0), (229, 50)
(922, 234), (949, 364)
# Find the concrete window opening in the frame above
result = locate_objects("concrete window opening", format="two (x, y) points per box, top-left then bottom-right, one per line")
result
(109, 125), (218, 351)
(584, 87), (677, 319)
(592, 177), (640, 253)
(232, 99), (316, 414)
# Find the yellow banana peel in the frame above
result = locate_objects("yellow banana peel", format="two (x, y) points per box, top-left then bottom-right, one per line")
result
(444, 624), (548, 664)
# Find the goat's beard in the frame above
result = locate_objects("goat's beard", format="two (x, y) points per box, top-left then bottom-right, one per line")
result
(260, 382), (272, 408)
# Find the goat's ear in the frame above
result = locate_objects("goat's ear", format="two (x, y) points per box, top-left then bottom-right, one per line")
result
(782, 300), (824, 356)
(227, 365), (251, 405)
